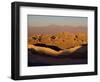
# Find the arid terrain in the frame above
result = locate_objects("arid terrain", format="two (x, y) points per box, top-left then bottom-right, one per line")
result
(28, 32), (87, 49)
(27, 15), (88, 66)
(28, 32), (87, 66)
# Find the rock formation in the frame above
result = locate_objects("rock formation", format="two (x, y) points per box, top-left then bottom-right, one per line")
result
(28, 32), (87, 49)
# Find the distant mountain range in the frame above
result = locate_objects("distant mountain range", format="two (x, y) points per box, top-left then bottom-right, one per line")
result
(28, 25), (87, 36)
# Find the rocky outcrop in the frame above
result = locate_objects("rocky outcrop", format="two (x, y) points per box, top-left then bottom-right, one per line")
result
(28, 32), (87, 49)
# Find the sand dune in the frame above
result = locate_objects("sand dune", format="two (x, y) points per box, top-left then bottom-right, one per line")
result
(28, 44), (82, 56)
(28, 44), (87, 66)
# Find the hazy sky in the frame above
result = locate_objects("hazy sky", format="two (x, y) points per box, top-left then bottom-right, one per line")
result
(28, 15), (87, 27)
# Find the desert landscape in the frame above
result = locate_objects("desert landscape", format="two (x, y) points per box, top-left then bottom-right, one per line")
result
(28, 15), (88, 66)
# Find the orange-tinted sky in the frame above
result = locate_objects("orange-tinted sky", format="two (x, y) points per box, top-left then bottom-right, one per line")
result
(28, 15), (87, 27)
(28, 15), (87, 35)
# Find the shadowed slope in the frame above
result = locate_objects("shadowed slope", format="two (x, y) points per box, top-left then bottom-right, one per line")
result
(28, 44), (86, 57)
(34, 43), (62, 51)
(28, 44), (87, 66)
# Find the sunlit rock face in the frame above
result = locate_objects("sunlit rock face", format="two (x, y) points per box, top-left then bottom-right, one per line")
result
(28, 32), (87, 49)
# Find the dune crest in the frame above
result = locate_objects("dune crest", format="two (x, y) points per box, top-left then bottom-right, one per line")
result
(28, 44), (82, 56)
